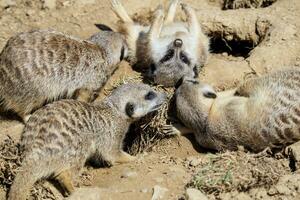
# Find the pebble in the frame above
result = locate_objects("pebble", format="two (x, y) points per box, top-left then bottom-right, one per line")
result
(120, 168), (138, 179)
(42, 0), (56, 9)
(0, 0), (15, 8)
(185, 188), (208, 200)
(151, 185), (168, 200)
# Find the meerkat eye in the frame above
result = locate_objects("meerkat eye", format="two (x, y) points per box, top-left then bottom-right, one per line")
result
(145, 91), (157, 100)
(180, 52), (190, 65)
(204, 91), (217, 99)
(125, 102), (135, 117)
(160, 49), (174, 63)
(187, 80), (199, 84)
(120, 45), (125, 61)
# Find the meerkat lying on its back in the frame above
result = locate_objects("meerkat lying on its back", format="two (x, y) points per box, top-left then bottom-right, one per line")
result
(8, 83), (166, 200)
(0, 30), (127, 122)
(165, 68), (300, 152)
(111, 0), (209, 86)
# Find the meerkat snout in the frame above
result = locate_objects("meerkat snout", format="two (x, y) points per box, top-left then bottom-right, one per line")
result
(174, 39), (183, 47)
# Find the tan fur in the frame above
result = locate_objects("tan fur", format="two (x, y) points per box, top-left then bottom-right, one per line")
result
(8, 83), (166, 200)
(171, 68), (300, 152)
(111, 0), (209, 86)
(0, 29), (127, 122)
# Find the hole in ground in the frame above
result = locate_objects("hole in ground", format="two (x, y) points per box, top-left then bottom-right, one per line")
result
(223, 0), (277, 10)
(209, 35), (258, 58)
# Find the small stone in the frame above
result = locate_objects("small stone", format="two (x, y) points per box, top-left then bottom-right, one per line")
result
(185, 188), (208, 200)
(186, 157), (201, 167)
(121, 169), (137, 179)
(153, 177), (164, 183)
(76, 0), (95, 5)
(42, 0), (56, 9)
(151, 185), (168, 200)
(141, 188), (148, 193)
(0, 0), (16, 8)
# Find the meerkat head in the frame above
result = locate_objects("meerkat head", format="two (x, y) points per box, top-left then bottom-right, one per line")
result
(175, 76), (216, 131)
(89, 31), (128, 65)
(148, 36), (202, 87)
(106, 83), (167, 121)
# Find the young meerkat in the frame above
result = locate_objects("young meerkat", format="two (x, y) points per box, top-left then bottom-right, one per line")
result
(8, 83), (166, 200)
(164, 68), (300, 152)
(0, 29), (128, 122)
(110, 0), (209, 86)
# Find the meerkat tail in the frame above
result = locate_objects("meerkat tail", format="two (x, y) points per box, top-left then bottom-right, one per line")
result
(8, 165), (47, 200)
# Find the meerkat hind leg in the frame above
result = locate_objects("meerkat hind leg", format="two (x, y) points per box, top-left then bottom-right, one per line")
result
(110, 0), (133, 23)
(165, 0), (180, 24)
(181, 3), (199, 34)
(148, 5), (164, 40)
(54, 169), (75, 196)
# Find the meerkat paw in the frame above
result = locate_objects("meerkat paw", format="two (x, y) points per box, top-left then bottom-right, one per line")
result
(54, 170), (75, 197)
(114, 151), (136, 164)
(162, 123), (193, 136)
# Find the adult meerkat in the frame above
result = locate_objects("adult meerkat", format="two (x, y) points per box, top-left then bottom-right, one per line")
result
(8, 83), (166, 200)
(110, 0), (209, 86)
(164, 68), (300, 152)
(0, 29), (127, 122)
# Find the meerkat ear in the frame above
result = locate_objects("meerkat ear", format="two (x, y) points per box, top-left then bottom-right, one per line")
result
(202, 85), (217, 99)
(95, 24), (114, 32)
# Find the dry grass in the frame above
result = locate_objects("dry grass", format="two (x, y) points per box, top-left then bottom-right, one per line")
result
(187, 150), (290, 195)
(101, 73), (176, 155)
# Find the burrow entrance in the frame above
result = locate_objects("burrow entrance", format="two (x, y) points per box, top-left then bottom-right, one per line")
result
(223, 0), (277, 9)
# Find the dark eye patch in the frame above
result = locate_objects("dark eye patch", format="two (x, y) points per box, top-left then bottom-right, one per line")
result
(125, 102), (135, 117)
(160, 49), (175, 63)
(145, 91), (157, 100)
(193, 65), (199, 78)
(180, 52), (190, 65)
(120, 45), (125, 61)
(187, 80), (199, 84)
(150, 63), (156, 73)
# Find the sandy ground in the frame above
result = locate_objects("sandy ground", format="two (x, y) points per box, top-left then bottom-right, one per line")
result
(1, 0), (300, 199)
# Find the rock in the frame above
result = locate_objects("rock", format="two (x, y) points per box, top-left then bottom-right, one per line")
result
(66, 187), (102, 200)
(121, 168), (138, 179)
(151, 185), (168, 200)
(140, 188), (148, 193)
(42, 0), (56, 9)
(286, 141), (300, 170)
(0, 0), (15, 8)
(153, 177), (164, 183)
(75, 0), (95, 5)
(186, 156), (201, 167)
(185, 188), (208, 200)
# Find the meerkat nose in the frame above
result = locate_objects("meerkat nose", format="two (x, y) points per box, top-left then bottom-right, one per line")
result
(174, 39), (183, 47)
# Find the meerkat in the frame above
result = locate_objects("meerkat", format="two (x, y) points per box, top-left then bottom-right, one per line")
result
(0, 29), (128, 122)
(110, 0), (209, 86)
(164, 68), (300, 152)
(8, 83), (166, 200)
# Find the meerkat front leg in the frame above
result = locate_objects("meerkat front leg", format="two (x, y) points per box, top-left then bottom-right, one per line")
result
(54, 169), (75, 196)
(114, 150), (136, 164)
(181, 3), (200, 35)
(148, 5), (165, 41)
(165, 0), (180, 24)
(162, 123), (193, 136)
(74, 88), (94, 103)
